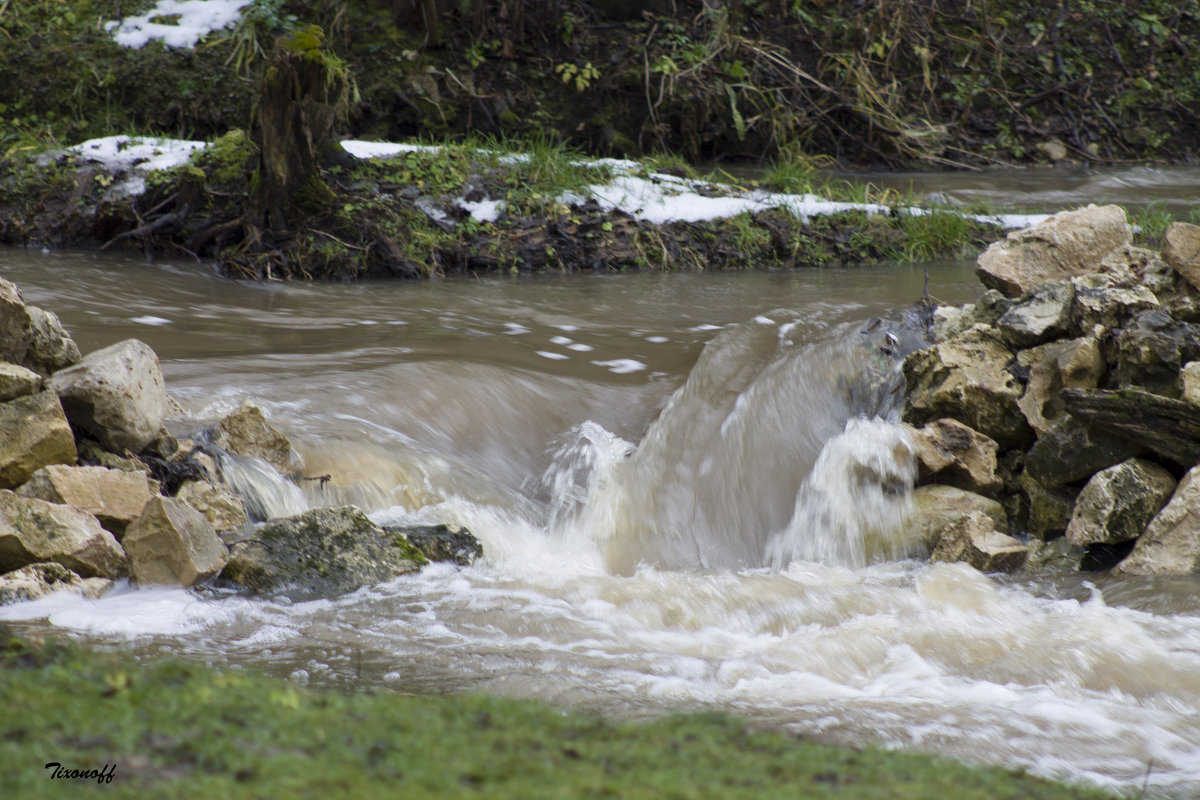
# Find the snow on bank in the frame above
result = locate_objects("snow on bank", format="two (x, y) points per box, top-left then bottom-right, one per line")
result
(68, 136), (208, 171)
(106, 0), (252, 50)
(60, 135), (1048, 230)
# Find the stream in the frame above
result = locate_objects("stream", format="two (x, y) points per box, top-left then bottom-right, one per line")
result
(2, 167), (1200, 797)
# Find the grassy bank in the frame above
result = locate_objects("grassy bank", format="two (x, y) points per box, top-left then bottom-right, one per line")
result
(0, 628), (1119, 800)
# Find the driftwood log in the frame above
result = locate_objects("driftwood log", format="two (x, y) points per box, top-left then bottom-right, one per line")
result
(1062, 387), (1200, 467)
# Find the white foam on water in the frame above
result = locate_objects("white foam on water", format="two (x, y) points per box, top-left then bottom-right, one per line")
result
(129, 315), (172, 325)
(536, 350), (569, 361)
(591, 358), (646, 374)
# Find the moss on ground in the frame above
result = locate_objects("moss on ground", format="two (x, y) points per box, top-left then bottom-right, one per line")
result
(0, 628), (1118, 800)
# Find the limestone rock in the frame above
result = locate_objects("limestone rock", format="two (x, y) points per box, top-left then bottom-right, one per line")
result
(0, 363), (42, 402)
(930, 511), (1028, 572)
(16, 464), (154, 536)
(909, 485), (1008, 550)
(221, 505), (426, 599)
(24, 306), (80, 375)
(123, 496), (228, 587)
(0, 490), (127, 578)
(972, 290), (1015, 326)
(1024, 416), (1142, 487)
(0, 277), (32, 364)
(1101, 245), (1175, 296)
(212, 401), (302, 476)
(0, 563), (87, 605)
(176, 479), (248, 532)
(1025, 536), (1086, 572)
(907, 419), (1001, 494)
(47, 339), (168, 452)
(933, 304), (974, 341)
(1163, 221), (1200, 292)
(1180, 361), (1200, 405)
(902, 325), (1031, 448)
(1114, 466), (1200, 575)
(381, 523), (482, 567)
(1016, 336), (1104, 434)
(1070, 274), (1160, 334)
(1066, 459), (1176, 547)
(1114, 310), (1200, 396)
(976, 204), (1131, 297)
(1020, 472), (1079, 537)
(0, 390), (77, 490)
(995, 280), (1073, 346)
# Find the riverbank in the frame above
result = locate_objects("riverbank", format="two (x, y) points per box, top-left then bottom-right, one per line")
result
(3, 1), (1198, 168)
(1, 133), (1013, 280)
(0, 626), (1118, 800)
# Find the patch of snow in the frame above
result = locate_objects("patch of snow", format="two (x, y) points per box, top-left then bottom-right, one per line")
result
(106, 0), (253, 50)
(340, 140), (440, 159)
(458, 198), (503, 223)
(70, 136), (207, 171)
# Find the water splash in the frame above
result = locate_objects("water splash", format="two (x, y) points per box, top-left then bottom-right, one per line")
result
(766, 417), (919, 569)
(544, 312), (918, 573)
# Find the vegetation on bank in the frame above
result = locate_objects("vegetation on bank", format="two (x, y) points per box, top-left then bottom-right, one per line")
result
(0, 628), (1119, 800)
(2, 1), (1198, 168)
(0, 129), (1003, 279)
(1, 0), (1196, 279)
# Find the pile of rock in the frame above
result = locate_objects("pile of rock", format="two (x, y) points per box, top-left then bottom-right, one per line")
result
(0, 277), (476, 605)
(903, 205), (1200, 575)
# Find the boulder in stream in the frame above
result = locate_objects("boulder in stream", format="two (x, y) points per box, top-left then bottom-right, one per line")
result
(211, 401), (303, 477)
(381, 523), (482, 566)
(1163, 221), (1200, 292)
(995, 279), (1073, 346)
(123, 496), (228, 587)
(1069, 274), (1160, 334)
(909, 484), (1008, 551)
(1016, 335), (1104, 435)
(24, 306), (81, 375)
(1113, 466), (1200, 576)
(0, 362), (42, 402)
(976, 204), (1131, 297)
(1065, 458), (1176, 547)
(0, 390), (77, 490)
(221, 505), (426, 599)
(0, 490), (127, 578)
(17, 464), (155, 536)
(176, 479), (248, 532)
(906, 419), (1001, 495)
(0, 562), (111, 606)
(47, 338), (168, 453)
(902, 324), (1031, 448)
(930, 510), (1028, 573)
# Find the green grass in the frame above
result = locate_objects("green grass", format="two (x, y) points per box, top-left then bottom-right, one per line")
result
(0, 629), (1119, 800)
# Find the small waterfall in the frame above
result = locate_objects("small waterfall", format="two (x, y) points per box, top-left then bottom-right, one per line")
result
(216, 451), (309, 521)
(547, 310), (924, 573)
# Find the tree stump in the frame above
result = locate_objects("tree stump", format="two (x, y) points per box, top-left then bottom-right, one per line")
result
(254, 25), (353, 232)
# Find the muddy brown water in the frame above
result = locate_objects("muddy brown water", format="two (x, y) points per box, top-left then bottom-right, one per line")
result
(2, 169), (1199, 797)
